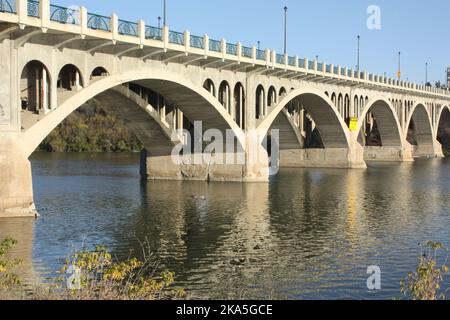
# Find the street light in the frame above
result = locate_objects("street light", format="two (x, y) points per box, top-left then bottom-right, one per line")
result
(158, 16), (161, 29)
(284, 6), (288, 55)
(425, 62), (428, 85)
(357, 35), (360, 72)
(397, 51), (401, 80)
(163, 0), (167, 27)
(257, 41), (260, 51)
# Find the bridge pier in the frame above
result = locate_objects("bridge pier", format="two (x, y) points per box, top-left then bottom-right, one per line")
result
(141, 147), (270, 183)
(279, 141), (366, 169)
(0, 134), (37, 218)
(412, 140), (445, 159)
(363, 145), (414, 162)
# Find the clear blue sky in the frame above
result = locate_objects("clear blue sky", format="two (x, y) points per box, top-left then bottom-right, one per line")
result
(56, 0), (449, 85)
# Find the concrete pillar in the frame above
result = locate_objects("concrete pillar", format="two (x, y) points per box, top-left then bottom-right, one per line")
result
(75, 70), (80, 90)
(34, 67), (40, 111)
(0, 134), (37, 218)
(239, 85), (244, 129)
(40, 0), (50, 30)
(42, 67), (48, 111)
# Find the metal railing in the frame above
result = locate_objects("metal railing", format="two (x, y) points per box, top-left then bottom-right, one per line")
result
(276, 54), (284, 64)
(288, 56), (296, 66)
(118, 19), (138, 37)
(241, 46), (252, 58)
(317, 62), (323, 71)
(226, 43), (237, 55)
(145, 26), (162, 40)
(299, 59), (305, 68)
(87, 13), (111, 32)
(169, 30), (184, 45)
(27, 0), (38, 17)
(308, 60), (315, 70)
(0, 0), (16, 13)
(50, 4), (80, 25)
(190, 35), (203, 49)
(209, 39), (221, 52)
(256, 49), (265, 61)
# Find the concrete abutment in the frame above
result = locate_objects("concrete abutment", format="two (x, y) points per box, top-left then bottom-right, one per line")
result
(0, 135), (37, 218)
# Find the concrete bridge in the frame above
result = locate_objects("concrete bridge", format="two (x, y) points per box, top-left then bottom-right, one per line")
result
(1, 0), (450, 217)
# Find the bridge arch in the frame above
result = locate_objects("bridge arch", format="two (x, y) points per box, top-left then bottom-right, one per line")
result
(435, 104), (450, 138)
(268, 86), (277, 107)
(21, 68), (245, 157)
(203, 79), (216, 97)
(233, 82), (245, 129)
(20, 60), (51, 113)
(218, 80), (231, 112)
(258, 86), (352, 149)
(57, 64), (84, 91)
(356, 97), (404, 148)
(90, 66), (109, 79)
(255, 85), (266, 119)
(405, 102), (435, 157)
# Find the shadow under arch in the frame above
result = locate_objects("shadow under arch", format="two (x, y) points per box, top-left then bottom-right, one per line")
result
(356, 97), (411, 161)
(436, 105), (450, 156)
(356, 98), (404, 147)
(406, 102), (436, 157)
(258, 86), (351, 149)
(21, 68), (246, 157)
(257, 87), (366, 169)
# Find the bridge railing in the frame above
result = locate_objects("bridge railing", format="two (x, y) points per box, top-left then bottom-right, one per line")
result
(256, 49), (265, 61)
(226, 43), (237, 56)
(145, 26), (162, 40)
(241, 46), (252, 59)
(168, 30), (184, 45)
(288, 56), (296, 67)
(50, 4), (79, 25)
(209, 39), (221, 53)
(2, 0), (449, 98)
(27, 0), (38, 17)
(190, 34), (204, 49)
(0, 0), (16, 13)
(87, 13), (111, 32)
(118, 19), (138, 37)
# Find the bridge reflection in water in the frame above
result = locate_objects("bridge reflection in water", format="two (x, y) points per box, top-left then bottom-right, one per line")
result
(1, 153), (448, 299)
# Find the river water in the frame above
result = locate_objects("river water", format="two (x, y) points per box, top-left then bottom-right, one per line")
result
(1, 152), (450, 300)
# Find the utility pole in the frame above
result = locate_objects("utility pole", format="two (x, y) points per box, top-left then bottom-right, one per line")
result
(163, 0), (167, 27)
(284, 6), (288, 55)
(357, 35), (360, 72)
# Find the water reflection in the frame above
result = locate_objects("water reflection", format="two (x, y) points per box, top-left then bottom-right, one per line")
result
(1, 153), (450, 299)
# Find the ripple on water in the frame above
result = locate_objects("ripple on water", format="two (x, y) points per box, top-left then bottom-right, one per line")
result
(1, 153), (450, 299)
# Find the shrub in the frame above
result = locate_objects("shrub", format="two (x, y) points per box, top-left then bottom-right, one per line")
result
(401, 241), (450, 300)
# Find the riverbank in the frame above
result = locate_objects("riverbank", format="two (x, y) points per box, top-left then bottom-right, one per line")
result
(38, 100), (142, 153)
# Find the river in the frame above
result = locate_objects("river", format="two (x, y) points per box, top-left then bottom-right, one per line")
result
(1, 152), (450, 299)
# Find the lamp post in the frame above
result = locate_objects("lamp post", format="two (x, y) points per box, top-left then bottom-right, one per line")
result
(163, 0), (167, 27)
(357, 35), (360, 72)
(158, 16), (161, 29)
(397, 51), (401, 80)
(425, 62), (428, 85)
(284, 6), (288, 55)
(257, 41), (260, 51)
